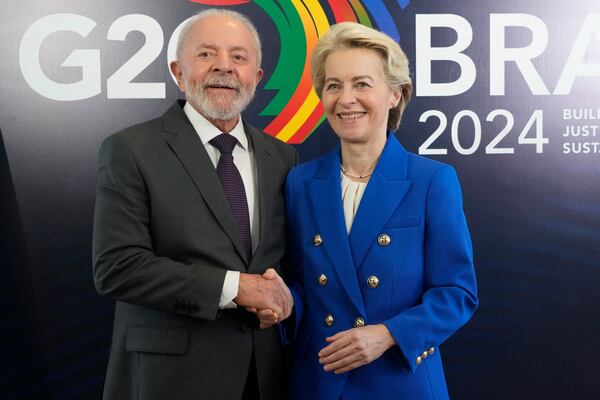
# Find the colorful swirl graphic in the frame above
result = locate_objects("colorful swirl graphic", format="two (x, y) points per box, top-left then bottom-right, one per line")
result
(190, 0), (411, 143)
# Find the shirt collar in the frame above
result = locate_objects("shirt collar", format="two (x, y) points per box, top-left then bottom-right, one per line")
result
(183, 101), (248, 151)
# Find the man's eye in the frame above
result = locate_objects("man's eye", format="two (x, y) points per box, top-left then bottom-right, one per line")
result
(197, 51), (214, 59)
(233, 54), (247, 62)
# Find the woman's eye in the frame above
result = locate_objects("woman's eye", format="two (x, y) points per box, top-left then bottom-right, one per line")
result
(355, 81), (369, 88)
(326, 83), (339, 91)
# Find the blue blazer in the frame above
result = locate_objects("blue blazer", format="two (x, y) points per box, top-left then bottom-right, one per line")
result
(282, 134), (478, 400)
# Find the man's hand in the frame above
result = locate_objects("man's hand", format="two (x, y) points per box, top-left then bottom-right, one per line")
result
(318, 324), (396, 374)
(235, 268), (293, 328)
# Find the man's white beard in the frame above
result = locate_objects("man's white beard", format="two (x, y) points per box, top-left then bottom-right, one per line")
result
(187, 75), (255, 122)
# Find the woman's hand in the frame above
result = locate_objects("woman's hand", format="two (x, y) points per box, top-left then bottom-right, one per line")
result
(251, 308), (279, 329)
(318, 324), (396, 374)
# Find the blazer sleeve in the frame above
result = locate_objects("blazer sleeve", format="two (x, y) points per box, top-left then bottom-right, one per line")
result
(92, 134), (226, 320)
(382, 165), (478, 372)
(280, 167), (305, 344)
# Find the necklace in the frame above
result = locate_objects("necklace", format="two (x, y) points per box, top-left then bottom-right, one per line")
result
(340, 165), (373, 179)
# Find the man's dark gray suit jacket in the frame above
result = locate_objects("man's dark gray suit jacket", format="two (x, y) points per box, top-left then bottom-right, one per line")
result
(93, 100), (298, 400)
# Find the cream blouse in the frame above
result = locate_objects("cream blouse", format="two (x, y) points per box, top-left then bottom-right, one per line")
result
(341, 172), (368, 234)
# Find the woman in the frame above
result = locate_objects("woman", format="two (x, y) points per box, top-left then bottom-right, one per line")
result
(281, 22), (478, 400)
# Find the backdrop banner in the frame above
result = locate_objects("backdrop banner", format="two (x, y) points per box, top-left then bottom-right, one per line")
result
(1, 1), (599, 398)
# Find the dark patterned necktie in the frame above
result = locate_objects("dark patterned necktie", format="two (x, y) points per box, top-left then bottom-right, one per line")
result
(209, 134), (252, 258)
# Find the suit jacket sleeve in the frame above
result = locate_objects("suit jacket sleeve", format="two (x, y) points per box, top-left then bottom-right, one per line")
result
(382, 165), (478, 371)
(93, 134), (226, 320)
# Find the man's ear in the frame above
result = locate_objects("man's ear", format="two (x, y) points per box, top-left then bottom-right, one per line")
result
(255, 67), (264, 86)
(170, 61), (185, 92)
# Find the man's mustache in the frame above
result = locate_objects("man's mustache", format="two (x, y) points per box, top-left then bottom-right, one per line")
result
(202, 76), (241, 92)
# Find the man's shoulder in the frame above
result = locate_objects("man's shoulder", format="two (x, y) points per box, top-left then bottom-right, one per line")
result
(259, 131), (295, 153)
(110, 117), (162, 142)
(104, 103), (180, 148)
(244, 121), (297, 162)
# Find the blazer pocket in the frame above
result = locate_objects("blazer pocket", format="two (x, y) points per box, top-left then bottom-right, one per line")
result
(384, 215), (420, 229)
(126, 325), (189, 355)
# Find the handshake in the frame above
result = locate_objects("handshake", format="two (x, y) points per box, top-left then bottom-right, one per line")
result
(234, 268), (293, 329)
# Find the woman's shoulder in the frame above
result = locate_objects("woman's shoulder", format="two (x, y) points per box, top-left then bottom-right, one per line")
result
(288, 152), (333, 180)
(405, 151), (457, 178)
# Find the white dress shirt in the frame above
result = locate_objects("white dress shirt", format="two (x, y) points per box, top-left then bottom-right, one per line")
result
(184, 102), (259, 309)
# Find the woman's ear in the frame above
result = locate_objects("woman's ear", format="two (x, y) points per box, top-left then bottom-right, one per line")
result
(390, 88), (401, 108)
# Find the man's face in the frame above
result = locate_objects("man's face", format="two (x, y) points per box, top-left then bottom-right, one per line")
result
(171, 15), (263, 123)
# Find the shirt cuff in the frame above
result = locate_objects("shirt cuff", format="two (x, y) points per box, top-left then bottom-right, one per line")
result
(219, 270), (240, 309)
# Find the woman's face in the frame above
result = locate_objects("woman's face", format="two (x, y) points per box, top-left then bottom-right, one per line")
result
(321, 48), (400, 145)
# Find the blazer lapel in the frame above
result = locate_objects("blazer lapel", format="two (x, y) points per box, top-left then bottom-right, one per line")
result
(163, 102), (249, 264)
(307, 146), (366, 316)
(348, 134), (412, 270)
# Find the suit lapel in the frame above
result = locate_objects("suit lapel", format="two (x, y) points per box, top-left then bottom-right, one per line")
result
(307, 147), (366, 316)
(348, 134), (412, 271)
(163, 102), (249, 264)
(244, 122), (276, 272)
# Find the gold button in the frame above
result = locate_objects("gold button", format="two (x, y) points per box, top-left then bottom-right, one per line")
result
(422, 351), (429, 359)
(416, 356), (422, 365)
(354, 317), (365, 328)
(317, 274), (328, 286)
(313, 234), (323, 246)
(377, 234), (391, 246)
(367, 275), (379, 288)
(324, 314), (334, 327)
(428, 347), (435, 355)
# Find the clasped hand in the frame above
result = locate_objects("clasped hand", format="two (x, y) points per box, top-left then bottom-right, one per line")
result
(234, 268), (293, 329)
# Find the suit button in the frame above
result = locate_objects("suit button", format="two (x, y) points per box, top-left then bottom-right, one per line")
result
(378, 234), (391, 246)
(416, 356), (422, 365)
(313, 234), (323, 246)
(240, 323), (251, 332)
(324, 314), (334, 327)
(422, 351), (429, 359)
(317, 274), (328, 286)
(428, 347), (435, 355)
(354, 317), (365, 328)
(367, 275), (379, 288)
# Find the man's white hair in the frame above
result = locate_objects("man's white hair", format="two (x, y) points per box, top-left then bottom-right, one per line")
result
(175, 8), (262, 67)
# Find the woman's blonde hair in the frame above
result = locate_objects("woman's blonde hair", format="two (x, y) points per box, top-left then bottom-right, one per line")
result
(311, 22), (413, 131)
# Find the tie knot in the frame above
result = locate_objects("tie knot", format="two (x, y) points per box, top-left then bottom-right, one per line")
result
(210, 134), (239, 155)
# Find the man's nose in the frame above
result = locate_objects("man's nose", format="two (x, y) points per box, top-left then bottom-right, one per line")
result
(211, 51), (233, 73)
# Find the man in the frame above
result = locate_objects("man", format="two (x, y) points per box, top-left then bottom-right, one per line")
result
(93, 9), (296, 400)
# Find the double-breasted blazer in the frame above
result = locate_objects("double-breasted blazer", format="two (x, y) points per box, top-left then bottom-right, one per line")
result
(93, 101), (297, 400)
(282, 133), (478, 400)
